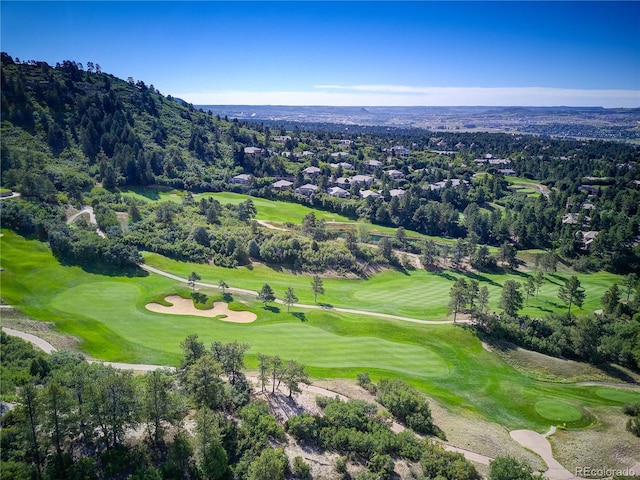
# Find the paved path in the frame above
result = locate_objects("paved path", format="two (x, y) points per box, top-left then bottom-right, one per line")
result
(66, 206), (106, 238)
(0, 192), (21, 200)
(139, 264), (467, 326)
(255, 219), (290, 232)
(2, 326), (490, 465)
(7, 326), (640, 476)
(2, 327), (58, 354)
(510, 430), (588, 480)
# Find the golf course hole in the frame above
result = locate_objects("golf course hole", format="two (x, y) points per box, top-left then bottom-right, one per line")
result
(146, 295), (257, 323)
(534, 399), (582, 422)
(596, 388), (640, 404)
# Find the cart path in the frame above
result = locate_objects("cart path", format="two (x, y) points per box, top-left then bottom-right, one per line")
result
(510, 430), (588, 480)
(139, 263), (468, 325)
(7, 326), (640, 476)
(1, 326), (490, 466)
(66, 205), (106, 238)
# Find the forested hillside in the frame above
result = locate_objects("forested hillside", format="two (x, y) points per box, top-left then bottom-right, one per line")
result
(2, 52), (639, 274)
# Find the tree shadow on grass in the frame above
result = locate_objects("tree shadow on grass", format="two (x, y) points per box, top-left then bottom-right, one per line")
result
(460, 271), (501, 288)
(550, 273), (567, 282)
(531, 304), (554, 313)
(434, 271), (457, 282)
(292, 312), (306, 322)
(222, 293), (233, 303)
(74, 261), (149, 278)
(264, 305), (280, 313)
(191, 292), (208, 304)
(509, 268), (531, 279)
(544, 276), (563, 286)
(595, 363), (638, 384)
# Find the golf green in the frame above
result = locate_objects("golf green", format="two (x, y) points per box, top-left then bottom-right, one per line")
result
(534, 400), (583, 422)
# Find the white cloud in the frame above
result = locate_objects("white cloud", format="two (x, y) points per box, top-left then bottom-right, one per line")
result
(175, 85), (640, 108)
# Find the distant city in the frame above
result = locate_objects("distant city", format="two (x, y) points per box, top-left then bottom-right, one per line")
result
(196, 105), (640, 142)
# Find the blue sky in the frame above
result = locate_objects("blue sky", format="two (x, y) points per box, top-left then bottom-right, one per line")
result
(2, 1), (639, 107)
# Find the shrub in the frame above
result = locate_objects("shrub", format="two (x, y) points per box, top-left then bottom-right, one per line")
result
(622, 402), (640, 417)
(627, 417), (640, 437)
(291, 456), (311, 479)
(335, 456), (348, 475)
(376, 379), (433, 434)
(286, 414), (318, 443)
(367, 453), (394, 480)
(357, 372), (377, 394)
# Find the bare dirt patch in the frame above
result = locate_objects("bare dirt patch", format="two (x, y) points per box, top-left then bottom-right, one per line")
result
(0, 307), (80, 351)
(549, 406), (640, 473)
(483, 339), (640, 384)
(146, 295), (257, 323)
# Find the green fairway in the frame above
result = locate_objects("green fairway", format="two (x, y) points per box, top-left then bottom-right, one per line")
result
(142, 251), (621, 321)
(2, 230), (639, 432)
(120, 188), (354, 223)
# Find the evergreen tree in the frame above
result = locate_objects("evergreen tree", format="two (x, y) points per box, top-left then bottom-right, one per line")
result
(558, 276), (586, 317)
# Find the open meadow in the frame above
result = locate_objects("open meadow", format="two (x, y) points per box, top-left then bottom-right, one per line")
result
(2, 229), (638, 435)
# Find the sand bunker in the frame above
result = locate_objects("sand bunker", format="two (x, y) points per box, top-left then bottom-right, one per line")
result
(146, 295), (257, 323)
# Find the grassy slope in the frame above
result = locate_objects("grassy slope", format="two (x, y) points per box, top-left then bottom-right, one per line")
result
(2, 230), (639, 432)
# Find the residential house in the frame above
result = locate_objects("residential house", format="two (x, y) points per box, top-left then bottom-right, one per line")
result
(392, 146), (410, 156)
(581, 231), (599, 249)
(488, 159), (511, 165)
(351, 174), (374, 186)
(230, 174), (252, 185)
(327, 186), (350, 198)
(427, 179), (468, 191)
(562, 213), (579, 225)
(295, 184), (319, 196)
(497, 168), (516, 175)
(367, 160), (383, 170)
(330, 152), (350, 159)
(244, 147), (263, 155)
(386, 169), (405, 180)
(271, 179), (293, 191)
(302, 166), (321, 177)
(389, 188), (405, 198)
(334, 177), (351, 187)
(360, 190), (381, 199)
(330, 161), (355, 170)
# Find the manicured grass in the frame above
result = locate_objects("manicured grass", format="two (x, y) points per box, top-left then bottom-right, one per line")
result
(121, 188), (463, 246)
(142, 252), (622, 321)
(2, 230), (639, 432)
(535, 400), (583, 422)
(120, 188), (354, 223)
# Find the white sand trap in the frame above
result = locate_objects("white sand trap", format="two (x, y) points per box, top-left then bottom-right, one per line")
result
(146, 295), (257, 323)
